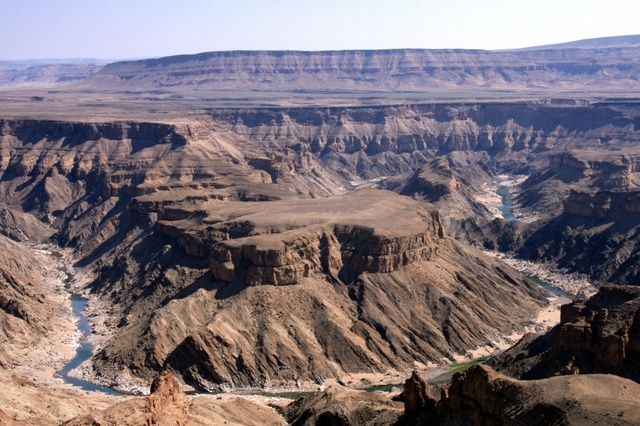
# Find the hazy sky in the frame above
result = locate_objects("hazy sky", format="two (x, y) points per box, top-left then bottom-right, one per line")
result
(1, 0), (639, 60)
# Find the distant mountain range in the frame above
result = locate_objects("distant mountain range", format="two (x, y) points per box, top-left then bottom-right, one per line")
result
(3, 34), (640, 95)
(66, 34), (640, 96)
(514, 34), (640, 50)
(0, 58), (111, 71)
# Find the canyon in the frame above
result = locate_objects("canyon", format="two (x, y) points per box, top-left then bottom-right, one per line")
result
(1, 35), (640, 424)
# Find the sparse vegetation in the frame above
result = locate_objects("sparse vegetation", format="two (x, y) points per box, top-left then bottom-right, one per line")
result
(446, 356), (490, 375)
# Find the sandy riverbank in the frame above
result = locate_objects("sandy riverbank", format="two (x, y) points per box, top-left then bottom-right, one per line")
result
(9, 245), (83, 390)
(0, 245), (121, 422)
(475, 174), (535, 221)
(495, 253), (598, 299)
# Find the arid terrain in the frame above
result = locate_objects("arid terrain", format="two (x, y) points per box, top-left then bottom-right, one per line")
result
(1, 35), (640, 424)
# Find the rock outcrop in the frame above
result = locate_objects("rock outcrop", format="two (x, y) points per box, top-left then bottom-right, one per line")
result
(432, 365), (640, 425)
(64, 371), (189, 426)
(402, 371), (435, 416)
(396, 159), (460, 203)
(489, 285), (640, 383)
(283, 385), (403, 426)
(287, 366), (640, 425)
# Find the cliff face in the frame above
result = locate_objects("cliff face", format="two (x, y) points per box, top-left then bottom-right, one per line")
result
(76, 47), (640, 94)
(489, 285), (640, 383)
(209, 222), (442, 286)
(517, 187), (640, 284)
(212, 103), (640, 162)
(0, 118), (266, 254)
(563, 189), (640, 219)
(5, 103), (639, 261)
(201, 191), (444, 286)
(557, 286), (640, 372)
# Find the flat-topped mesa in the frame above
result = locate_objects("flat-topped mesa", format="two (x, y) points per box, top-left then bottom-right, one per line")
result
(209, 223), (442, 286)
(202, 189), (445, 286)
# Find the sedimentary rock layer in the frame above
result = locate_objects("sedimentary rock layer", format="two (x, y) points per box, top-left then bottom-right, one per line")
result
(489, 285), (640, 383)
(77, 46), (640, 95)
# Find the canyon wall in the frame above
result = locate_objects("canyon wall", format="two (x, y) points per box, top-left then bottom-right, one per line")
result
(1, 102), (640, 390)
(76, 47), (640, 94)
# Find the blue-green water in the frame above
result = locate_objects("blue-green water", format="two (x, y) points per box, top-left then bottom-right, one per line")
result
(496, 183), (573, 300)
(58, 294), (120, 395)
(526, 275), (573, 300)
(497, 185), (516, 221)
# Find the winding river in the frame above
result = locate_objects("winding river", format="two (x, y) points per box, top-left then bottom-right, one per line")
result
(57, 274), (119, 394)
(495, 180), (574, 300)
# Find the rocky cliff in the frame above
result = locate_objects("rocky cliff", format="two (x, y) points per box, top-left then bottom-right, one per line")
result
(563, 189), (640, 219)
(75, 47), (640, 95)
(488, 285), (640, 382)
(516, 185), (640, 284)
(199, 190), (444, 286)
(433, 365), (640, 425)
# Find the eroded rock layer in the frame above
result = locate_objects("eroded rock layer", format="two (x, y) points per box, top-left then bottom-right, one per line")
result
(77, 45), (640, 95)
(489, 285), (640, 383)
(436, 365), (640, 425)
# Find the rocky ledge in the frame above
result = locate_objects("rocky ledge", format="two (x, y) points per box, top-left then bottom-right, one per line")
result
(155, 189), (445, 286)
(432, 365), (640, 425)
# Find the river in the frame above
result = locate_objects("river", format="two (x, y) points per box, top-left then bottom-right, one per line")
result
(57, 274), (120, 394)
(496, 185), (516, 221)
(495, 180), (576, 300)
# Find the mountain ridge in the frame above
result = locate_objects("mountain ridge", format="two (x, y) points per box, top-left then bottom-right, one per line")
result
(68, 38), (640, 98)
